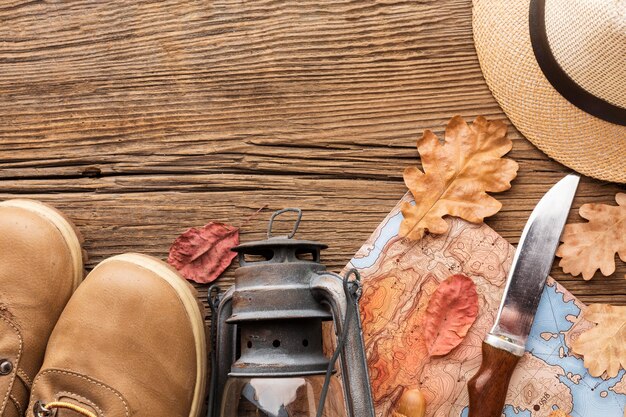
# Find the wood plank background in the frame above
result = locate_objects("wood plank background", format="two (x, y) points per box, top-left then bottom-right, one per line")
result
(1, 0), (624, 327)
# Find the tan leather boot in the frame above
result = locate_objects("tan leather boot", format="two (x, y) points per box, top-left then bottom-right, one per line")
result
(27, 254), (207, 417)
(0, 200), (85, 417)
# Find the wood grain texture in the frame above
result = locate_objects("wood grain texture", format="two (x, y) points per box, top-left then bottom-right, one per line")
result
(0, 0), (624, 327)
(467, 341), (522, 417)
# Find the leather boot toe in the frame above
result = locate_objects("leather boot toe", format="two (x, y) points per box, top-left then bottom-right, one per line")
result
(28, 254), (207, 417)
(0, 200), (84, 417)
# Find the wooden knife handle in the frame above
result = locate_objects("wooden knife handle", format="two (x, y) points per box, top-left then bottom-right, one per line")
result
(467, 341), (521, 417)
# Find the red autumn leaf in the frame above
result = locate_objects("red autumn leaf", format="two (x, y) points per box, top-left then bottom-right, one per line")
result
(167, 222), (240, 284)
(423, 273), (479, 357)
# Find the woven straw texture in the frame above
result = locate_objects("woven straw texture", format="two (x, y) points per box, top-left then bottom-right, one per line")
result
(473, 0), (626, 184)
(546, 0), (626, 109)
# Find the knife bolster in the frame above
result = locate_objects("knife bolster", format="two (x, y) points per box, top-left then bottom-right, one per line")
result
(484, 333), (526, 357)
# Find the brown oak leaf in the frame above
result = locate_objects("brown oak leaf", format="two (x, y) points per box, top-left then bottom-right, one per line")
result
(400, 116), (518, 240)
(556, 193), (626, 280)
(422, 273), (479, 357)
(571, 304), (626, 378)
(168, 222), (239, 284)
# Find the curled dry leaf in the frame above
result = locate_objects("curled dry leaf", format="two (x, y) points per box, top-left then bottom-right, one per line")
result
(571, 304), (626, 378)
(422, 273), (479, 357)
(391, 388), (426, 417)
(556, 193), (626, 280)
(400, 116), (518, 240)
(168, 222), (239, 284)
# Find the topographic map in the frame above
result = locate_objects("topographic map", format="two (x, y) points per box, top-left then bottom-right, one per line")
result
(343, 194), (626, 417)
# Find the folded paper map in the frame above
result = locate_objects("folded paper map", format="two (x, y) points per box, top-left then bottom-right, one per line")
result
(343, 193), (626, 417)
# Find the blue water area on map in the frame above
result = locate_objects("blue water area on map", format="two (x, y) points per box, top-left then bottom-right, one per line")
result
(504, 405), (532, 416)
(518, 283), (626, 416)
(455, 263), (626, 417)
(351, 211), (404, 269)
(461, 406), (532, 417)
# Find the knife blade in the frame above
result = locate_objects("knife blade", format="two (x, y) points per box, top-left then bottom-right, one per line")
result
(467, 174), (579, 417)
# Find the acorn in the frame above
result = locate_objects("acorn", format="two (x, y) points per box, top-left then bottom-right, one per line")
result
(391, 388), (426, 417)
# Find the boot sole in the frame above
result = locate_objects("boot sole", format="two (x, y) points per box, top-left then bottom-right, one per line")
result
(0, 199), (85, 290)
(98, 253), (207, 417)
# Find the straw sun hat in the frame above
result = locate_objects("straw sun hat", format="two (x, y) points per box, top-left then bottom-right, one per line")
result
(473, 0), (625, 183)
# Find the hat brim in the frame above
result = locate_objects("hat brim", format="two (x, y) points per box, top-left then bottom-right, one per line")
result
(473, 0), (626, 184)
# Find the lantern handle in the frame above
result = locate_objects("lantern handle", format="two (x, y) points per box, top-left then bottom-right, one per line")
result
(206, 285), (236, 417)
(206, 285), (221, 417)
(267, 208), (302, 239)
(310, 271), (376, 417)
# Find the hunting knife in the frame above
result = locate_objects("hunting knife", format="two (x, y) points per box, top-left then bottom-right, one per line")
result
(467, 174), (579, 417)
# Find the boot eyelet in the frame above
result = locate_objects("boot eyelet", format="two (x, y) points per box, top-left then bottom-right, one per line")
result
(34, 401), (54, 417)
(0, 359), (13, 375)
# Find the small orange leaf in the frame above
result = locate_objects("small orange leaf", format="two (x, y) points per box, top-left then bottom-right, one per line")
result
(168, 222), (239, 284)
(556, 193), (626, 280)
(400, 116), (518, 240)
(571, 304), (626, 378)
(422, 274), (479, 357)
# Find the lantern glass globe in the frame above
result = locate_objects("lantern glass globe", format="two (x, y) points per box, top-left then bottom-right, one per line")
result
(220, 375), (346, 417)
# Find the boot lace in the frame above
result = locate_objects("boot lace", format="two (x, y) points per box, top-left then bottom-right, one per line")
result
(34, 400), (97, 417)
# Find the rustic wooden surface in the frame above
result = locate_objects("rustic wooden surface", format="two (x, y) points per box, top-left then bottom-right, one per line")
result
(1, 0), (624, 322)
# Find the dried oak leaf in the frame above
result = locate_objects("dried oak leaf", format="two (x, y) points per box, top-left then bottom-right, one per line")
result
(400, 116), (518, 240)
(571, 304), (626, 378)
(556, 193), (626, 280)
(423, 273), (479, 357)
(168, 222), (239, 284)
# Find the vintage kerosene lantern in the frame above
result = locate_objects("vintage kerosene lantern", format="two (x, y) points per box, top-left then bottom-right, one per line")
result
(207, 208), (375, 417)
